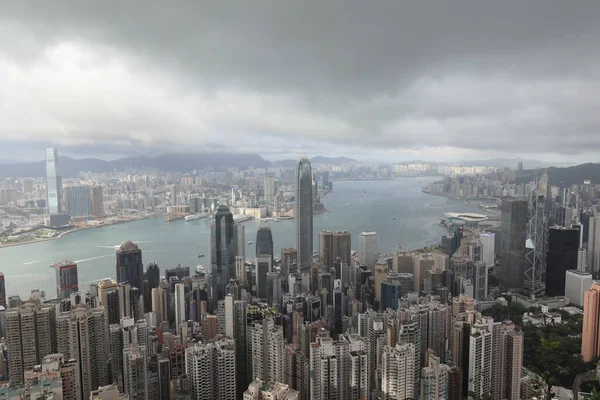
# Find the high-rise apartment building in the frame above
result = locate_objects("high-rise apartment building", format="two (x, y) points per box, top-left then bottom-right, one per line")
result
(123, 344), (148, 400)
(91, 186), (104, 218)
(468, 323), (493, 398)
(54, 259), (78, 299)
(381, 342), (416, 400)
(466, 316), (522, 400)
(116, 241), (144, 290)
(545, 226), (579, 296)
(500, 321), (524, 400)
(427, 301), (447, 363)
(264, 176), (276, 206)
(397, 319), (422, 396)
(46, 148), (62, 215)
(309, 336), (343, 400)
(65, 185), (92, 219)
(358, 232), (379, 270)
(251, 318), (284, 384)
(185, 339), (236, 400)
(498, 198), (528, 292)
(151, 288), (167, 324)
(295, 158), (313, 281)
(582, 283), (600, 361)
(421, 350), (449, 400)
(58, 304), (109, 399)
(211, 205), (236, 306)
(109, 317), (149, 392)
(5, 299), (57, 386)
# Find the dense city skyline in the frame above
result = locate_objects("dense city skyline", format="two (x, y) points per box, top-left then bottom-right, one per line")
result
(2, 2), (600, 398)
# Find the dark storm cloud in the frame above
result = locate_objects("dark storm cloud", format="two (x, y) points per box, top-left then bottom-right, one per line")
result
(1, 1), (600, 161)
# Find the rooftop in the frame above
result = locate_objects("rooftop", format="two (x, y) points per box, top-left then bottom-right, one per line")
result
(118, 240), (139, 252)
(54, 259), (76, 268)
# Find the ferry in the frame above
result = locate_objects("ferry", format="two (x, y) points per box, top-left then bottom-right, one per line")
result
(392, 217), (397, 220)
(197, 254), (205, 258)
(185, 214), (202, 221)
(247, 241), (254, 245)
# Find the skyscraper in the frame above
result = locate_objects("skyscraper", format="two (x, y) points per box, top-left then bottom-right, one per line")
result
(251, 318), (284, 384)
(236, 223), (246, 260)
(359, 232), (379, 270)
(295, 158), (313, 280)
(582, 283), (600, 362)
(145, 262), (160, 312)
(588, 215), (600, 273)
(116, 241), (144, 290)
(545, 226), (579, 296)
(0, 272), (6, 308)
(185, 339), (236, 400)
(54, 259), (78, 299)
(498, 198), (528, 292)
(123, 344), (148, 400)
(64, 185), (92, 219)
(381, 342), (416, 400)
(211, 205), (236, 306)
(264, 176), (276, 207)
(256, 226), (274, 263)
(151, 287), (167, 325)
(500, 321), (524, 400)
(58, 304), (109, 399)
(46, 148), (62, 215)
(421, 350), (450, 400)
(174, 283), (186, 331)
(5, 299), (57, 386)
(479, 233), (496, 270)
(91, 186), (104, 218)
(565, 270), (592, 307)
(319, 230), (352, 268)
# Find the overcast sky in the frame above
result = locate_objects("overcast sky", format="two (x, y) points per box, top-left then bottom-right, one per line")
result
(1, 1), (600, 163)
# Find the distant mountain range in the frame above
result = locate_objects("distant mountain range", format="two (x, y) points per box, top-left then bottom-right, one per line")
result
(0, 153), (271, 178)
(516, 163), (600, 186)
(273, 156), (359, 168)
(2, 152), (598, 183)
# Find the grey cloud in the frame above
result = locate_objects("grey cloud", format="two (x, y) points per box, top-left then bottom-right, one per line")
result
(1, 1), (600, 161)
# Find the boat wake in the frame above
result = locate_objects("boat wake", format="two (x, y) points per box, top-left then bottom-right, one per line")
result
(74, 254), (114, 263)
(22, 260), (49, 266)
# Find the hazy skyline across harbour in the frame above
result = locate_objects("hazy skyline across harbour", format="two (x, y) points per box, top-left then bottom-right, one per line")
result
(0, 177), (473, 298)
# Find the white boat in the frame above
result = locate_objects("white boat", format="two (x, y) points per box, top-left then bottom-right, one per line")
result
(185, 214), (202, 221)
(247, 241), (253, 245)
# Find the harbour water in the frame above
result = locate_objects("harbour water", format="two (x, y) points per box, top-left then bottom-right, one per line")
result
(0, 177), (473, 298)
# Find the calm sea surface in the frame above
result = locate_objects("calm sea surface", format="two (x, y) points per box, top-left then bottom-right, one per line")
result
(0, 177), (473, 298)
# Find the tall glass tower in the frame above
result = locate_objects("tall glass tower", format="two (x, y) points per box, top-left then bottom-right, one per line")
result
(46, 148), (62, 214)
(295, 158), (313, 274)
(211, 205), (235, 306)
